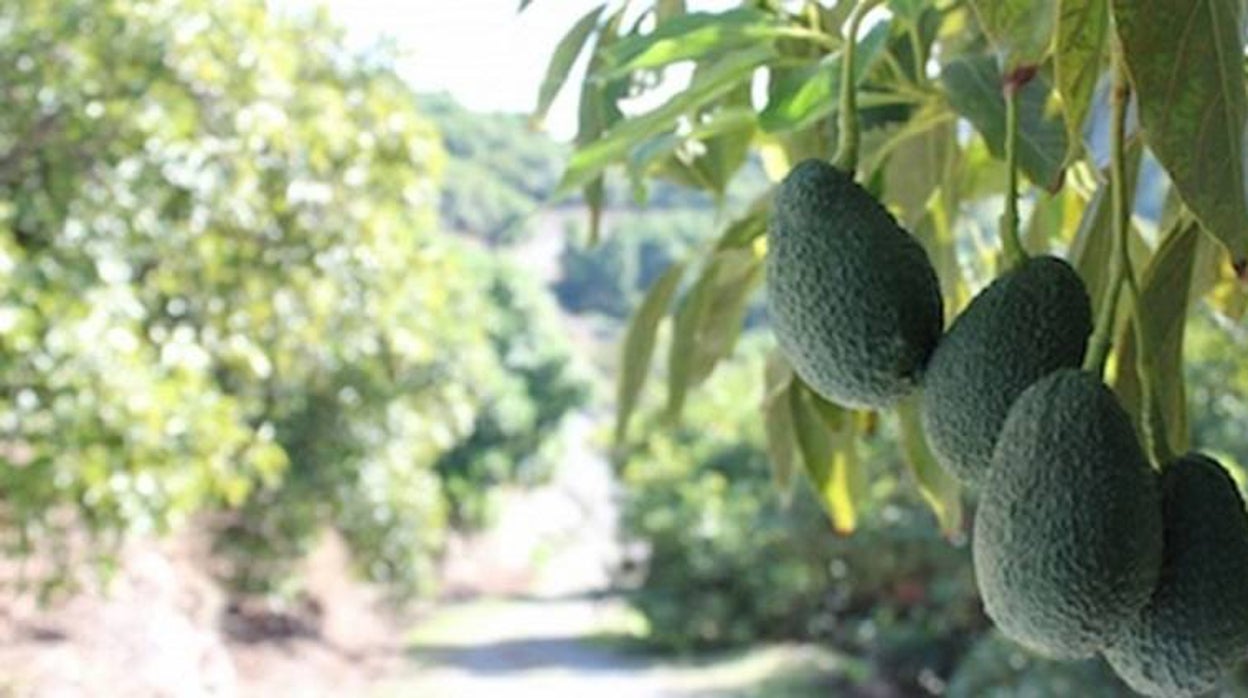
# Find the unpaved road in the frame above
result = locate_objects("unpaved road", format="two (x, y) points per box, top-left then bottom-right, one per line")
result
(388, 595), (842, 698)
(390, 596), (669, 698)
(385, 413), (841, 698)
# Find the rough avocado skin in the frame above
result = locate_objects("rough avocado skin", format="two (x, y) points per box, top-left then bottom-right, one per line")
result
(921, 256), (1092, 487)
(1102, 453), (1248, 698)
(766, 159), (943, 409)
(973, 369), (1162, 659)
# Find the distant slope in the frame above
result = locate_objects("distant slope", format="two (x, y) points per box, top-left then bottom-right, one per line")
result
(419, 93), (766, 245)
(420, 94), (770, 328)
(420, 93), (567, 243)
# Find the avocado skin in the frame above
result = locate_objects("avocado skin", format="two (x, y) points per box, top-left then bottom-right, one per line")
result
(921, 256), (1092, 487)
(973, 369), (1162, 659)
(765, 159), (943, 409)
(1102, 454), (1248, 698)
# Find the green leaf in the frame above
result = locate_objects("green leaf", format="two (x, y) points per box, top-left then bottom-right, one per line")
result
(896, 395), (962, 537)
(913, 187), (968, 317)
(568, 5), (629, 237)
(1024, 188), (1067, 252)
(762, 350), (798, 499)
(969, 0), (1057, 67)
(1070, 183), (1114, 307)
(1114, 219), (1200, 459)
(790, 380), (862, 534)
(615, 261), (687, 443)
(596, 8), (779, 81)
(1192, 228), (1248, 320)
(1054, 0), (1107, 161)
(626, 106), (757, 196)
(714, 192), (772, 250)
(534, 4), (606, 125)
(558, 45), (775, 196)
(519, 0), (535, 11)
(667, 247), (764, 418)
(758, 21), (891, 133)
(651, 83), (757, 199)
(875, 106), (957, 226)
(1113, 0), (1248, 263)
(942, 55), (1068, 190)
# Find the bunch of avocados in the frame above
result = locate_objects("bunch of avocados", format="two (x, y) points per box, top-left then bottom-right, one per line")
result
(766, 159), (1248, 697)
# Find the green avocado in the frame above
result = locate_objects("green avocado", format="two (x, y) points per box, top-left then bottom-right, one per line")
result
(765, 159), (943, 409)
(921, 256), (1092, 487)
(973, 369), (1162, 659)
(1102, 453), (1248, 697)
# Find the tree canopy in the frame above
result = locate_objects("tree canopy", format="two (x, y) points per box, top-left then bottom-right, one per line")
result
(0, 0), (584, 596)
(538, 0), (1248, 531)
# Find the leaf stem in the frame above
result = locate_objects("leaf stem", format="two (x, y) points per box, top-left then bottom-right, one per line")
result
(906, 24), (927, 83)
(832, 0), (884, 173)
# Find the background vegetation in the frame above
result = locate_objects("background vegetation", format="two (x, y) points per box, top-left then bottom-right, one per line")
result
(4, 0), (1248, 694)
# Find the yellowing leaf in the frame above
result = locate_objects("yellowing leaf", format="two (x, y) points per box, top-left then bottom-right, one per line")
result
(897, 395), (962, 536)
(790, 381), (863, 534)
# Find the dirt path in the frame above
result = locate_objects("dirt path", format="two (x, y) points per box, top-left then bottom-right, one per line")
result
(390, 596), (667, 698)
(397, 412), (672, 695)
(389, 413), (844, 698)
(389, 594), (845, 698)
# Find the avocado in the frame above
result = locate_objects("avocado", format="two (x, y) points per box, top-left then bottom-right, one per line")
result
(921, 256), (1092, 487)
(766, 159), (943, 409)
(973, 369), (1162, 659)
(1102, 453), (1248, 697)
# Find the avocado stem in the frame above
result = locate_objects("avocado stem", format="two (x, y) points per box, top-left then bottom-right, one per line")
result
(1107, 36), (1172, 468)
(1082, 40), (1130, 379)
(1000, 76), (1029, 268)
(832, 0), (883, 174)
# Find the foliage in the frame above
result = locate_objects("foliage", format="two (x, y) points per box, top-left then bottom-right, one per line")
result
(1184, 310), (1248, 470)
(541, 0), (1248, 536)
(945, 632), (1132, 697)
(0, 0), (580, 599)
(538, 1), (1248, 689)
(617, 343), (984, 681)
(434, 251), (591, 526)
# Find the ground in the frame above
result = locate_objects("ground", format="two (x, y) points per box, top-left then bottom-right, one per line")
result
(0, 413), (845, 698)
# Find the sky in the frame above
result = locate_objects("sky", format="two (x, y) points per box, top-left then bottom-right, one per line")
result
(279, 1), (738, 141)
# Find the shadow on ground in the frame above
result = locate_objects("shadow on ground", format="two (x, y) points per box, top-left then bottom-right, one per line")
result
(409, 633), (650, 675)
(396, 593), (871, 698)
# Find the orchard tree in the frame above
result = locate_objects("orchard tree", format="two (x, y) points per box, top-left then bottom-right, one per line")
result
(541, 1), (1248, 692)
(0, 0), (585, 598)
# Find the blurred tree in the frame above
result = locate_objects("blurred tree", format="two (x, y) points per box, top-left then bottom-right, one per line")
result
(0, 0), (584, 598)
(434, 249), (591, 526)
